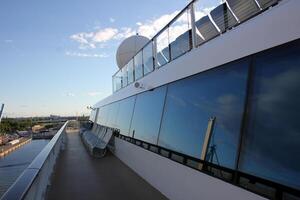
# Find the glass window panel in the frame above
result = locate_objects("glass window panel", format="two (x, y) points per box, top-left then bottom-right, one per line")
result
(97, 105), (106, 125)
(115, 96), (136, 136)
(158, 59), (249, 168)
(143, 42), (154, 75)
(127, 59), (135, 84)
(89, 110), (95, 122)
(239, 40), (300, 190)
(107, 102), (119, 128)
(102, 105), (111, 127)
(134, 51), (143, 80)
(169, 10), (191, 60)
(96, 108), (101, 125)
(122, 65), (128, 87)
(156, 28), (169, 67)
(130, 86), (167, 144)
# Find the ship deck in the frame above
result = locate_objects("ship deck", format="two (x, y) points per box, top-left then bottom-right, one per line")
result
(46, 129), (167, 200)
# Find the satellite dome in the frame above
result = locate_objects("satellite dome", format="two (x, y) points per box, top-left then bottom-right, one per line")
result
(116, 34), (150, 69)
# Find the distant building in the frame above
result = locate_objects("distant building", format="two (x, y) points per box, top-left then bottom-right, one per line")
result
(17, 130), (31, 137)
(32, 124), (45, 133)
(50, 115), (60, 120)
(0, 135), (9, 145)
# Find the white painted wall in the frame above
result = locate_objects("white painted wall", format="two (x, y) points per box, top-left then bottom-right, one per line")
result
(113, 138), (266, 200)
(94, 0), (300, 108)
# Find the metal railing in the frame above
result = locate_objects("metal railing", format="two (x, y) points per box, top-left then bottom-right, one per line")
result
(112, 0), (279, 92)
(0, 121), (70, 200)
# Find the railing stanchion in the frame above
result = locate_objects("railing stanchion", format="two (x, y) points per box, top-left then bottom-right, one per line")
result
(190, 2), (197, 49)
(153, 38), (158, 69)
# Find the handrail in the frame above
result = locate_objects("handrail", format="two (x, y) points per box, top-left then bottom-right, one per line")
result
(112, 0), (280, 93)
(0, 121), (69, 200)
(112, 0), (196, 90)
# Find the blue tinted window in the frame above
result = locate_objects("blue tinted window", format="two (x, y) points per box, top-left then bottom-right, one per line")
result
(158, 60), (249, 168)
(130, 86), (167, 144)
(115, 96), (136, 136)
(239, 40), (300, 190)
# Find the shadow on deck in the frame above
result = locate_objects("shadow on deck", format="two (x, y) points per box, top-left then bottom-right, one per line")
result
(46, 130), (167, 200)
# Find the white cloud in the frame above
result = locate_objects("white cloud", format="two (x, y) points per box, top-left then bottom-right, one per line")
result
(109, 18), (115, 23)
(137, 11), (179, 38)
(66, 92), (75, 97)
(93, 28), (119, 42)
(69, 9), (205, 51)
(65, 51), (109, 58)
(70, 32), (96, 49)
(87, 92), (101, 96)
(4, 39), (13, 43)
(114, 27), (135, 40)
(70, 27), (129, 49)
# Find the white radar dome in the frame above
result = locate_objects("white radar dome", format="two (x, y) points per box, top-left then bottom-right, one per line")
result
(116, 34), (150, 69)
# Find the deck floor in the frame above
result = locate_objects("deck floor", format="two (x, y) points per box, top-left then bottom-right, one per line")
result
(46, 130), (167, 200)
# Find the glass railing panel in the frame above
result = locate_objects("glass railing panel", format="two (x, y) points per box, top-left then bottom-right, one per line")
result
(127, 59), (135, 84)
(134, 50), (143, 80)
(169, 9), (192, 60)
(256, 0), (278, 10)
(122, 64), (128, 87)
(115, 70), (123, 91)
(112, 75), (116, 92)
(193, 0), (221, 46)
(226, 0), (260, 23)
(156, 28), (170, 67)
(210, 3), (238, 33)
(143, 42), (154, 75)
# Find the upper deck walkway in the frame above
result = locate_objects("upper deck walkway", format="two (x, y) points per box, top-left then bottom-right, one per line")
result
(46, 129), (167, 200)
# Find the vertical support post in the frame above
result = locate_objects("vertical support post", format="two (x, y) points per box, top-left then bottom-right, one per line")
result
(153, 38), (158, 69)
(112, 75), (115, 93)
(0, 104), (4, 123)
(94, 108), (99, 124)
(190, 2), (197, 49)
(120, 69), (123, 89)
(199, 117), (216, 170)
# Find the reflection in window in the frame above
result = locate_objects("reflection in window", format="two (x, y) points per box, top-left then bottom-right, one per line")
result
(114, 71), (123, 91)
(193, 0), (218, 46)
(169, 10), (191, 60)
(134, 51), (143, 80)
(115, 96), (136, 136)
(239, 40), (300, 190)
(158, 60), (249, 168)
(97, 105), (108, 126)
(130, 86), (167, 144)
(143, 42), (154, 75)
(107, 102), (119, 128)
(156, 28), (169, 67)
(127, 59), (135, 84)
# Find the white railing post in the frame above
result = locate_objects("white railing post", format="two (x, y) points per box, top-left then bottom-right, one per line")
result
(153, 38), (158, 69)
(190, 2), (197, 49)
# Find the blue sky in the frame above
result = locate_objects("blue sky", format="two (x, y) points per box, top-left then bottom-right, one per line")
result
(0, 0), (190, 117)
